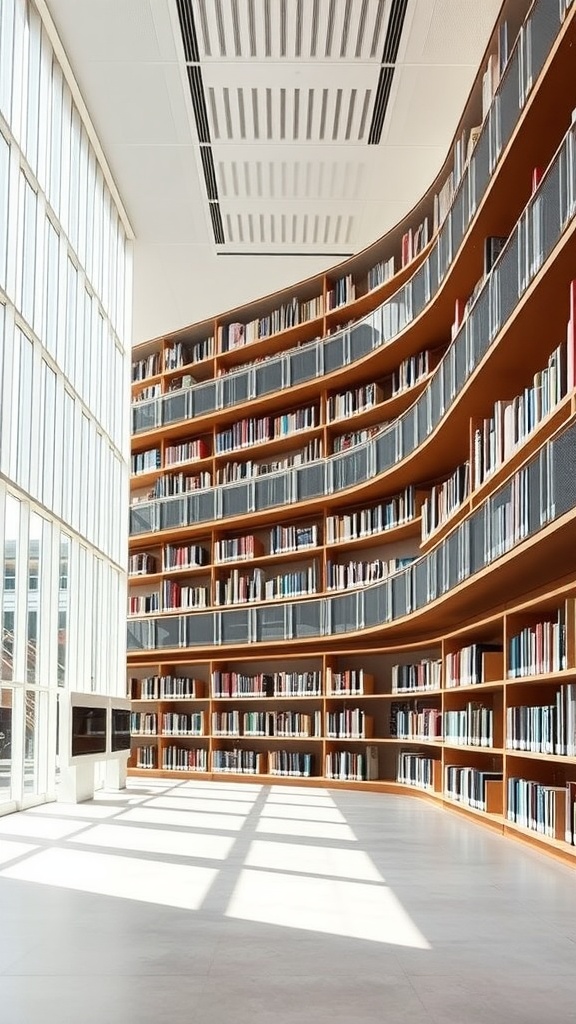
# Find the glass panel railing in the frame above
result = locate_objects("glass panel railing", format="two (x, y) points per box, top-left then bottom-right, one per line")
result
(129, 105), (576, 537)
(127, 422), (576, 651)
(529, 0), (562, 86)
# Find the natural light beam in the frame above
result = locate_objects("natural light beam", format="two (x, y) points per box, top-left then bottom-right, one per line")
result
(264, 794), (337, 807)
(226, 868), (430, 948)
(0, 814), (88, 841)
(0, 847), (218, 910)
(122, 806), (248, 831)
(259, 804), (347, 823)
(146, 796), (257, 815)
(245, 839), (384, 881)
(27, 803), (129, 820)
(255, 817), (356, 841)
(0, 839), (39, 866)
(68, 822), (235, 860)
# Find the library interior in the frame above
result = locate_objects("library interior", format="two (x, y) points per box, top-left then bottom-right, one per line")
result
(1, 0), (576, 1022)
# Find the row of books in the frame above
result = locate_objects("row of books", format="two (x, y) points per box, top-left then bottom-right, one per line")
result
(128, 593), (159, 615)
(390, 703), (442, 741)
(327, 382), (383, 421)
(325, 746), (378, 781)
(421, 463), (470, 540)
(238, 711), (321, 737)
(160, 581), (209, 610)
(161, 712), (205, 736)
(164, 337), (213, 371)
(326, 710), (373, 739)
(132, 448), (161, 475)
(132, 352), (161, 382)
(211, 710), (323, 738)
(214, 565), (318, 604)
(401, 219), (429, 266)
(391, 659), (442, 694)
(326, 274), (355, 310)
(506, 685), (576, 754)
(164, 544), (209, 570)
(396, 751), (436, 789)
(444, 704), (494, 747)
(216, 439), (322, 482)
(326, 669), (374, 696)
(218, 295), (324, 353)
(212, 670), (322, 698)
(165, 438), (209, 465)
(131, 713), (157, 735)
(216, 406), (317, 453)
(508, 609), (567, 677)
(391, 350), (431, 395)
(152, 471), (211, 497)
(128, 553), (156, 576)
(133, 675), (205, 700)
(215, 535), (264, 563)
(211, 749), (263, 773)
(326, 556), (415, 591)
(270, 523), (318, 553)
(367, 256), (395, 292)
(507, 777), (567, 839)
(133, 383), (161, 403)
(333, 425), (382, 454)
(473, 342), (566, 487)
(162, 747), (208, 771)
(326, 487), (417, 544)
(445, 643), (502, 687)
(444, 766), (502, 811)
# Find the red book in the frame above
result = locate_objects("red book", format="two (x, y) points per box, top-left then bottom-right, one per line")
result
(531, 166), (544, 193)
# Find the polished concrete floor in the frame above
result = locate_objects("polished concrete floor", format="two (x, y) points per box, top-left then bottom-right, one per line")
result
(0, 779), (575, 1023)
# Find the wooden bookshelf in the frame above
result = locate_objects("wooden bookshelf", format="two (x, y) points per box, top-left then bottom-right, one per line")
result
(127, 0), (576, 864)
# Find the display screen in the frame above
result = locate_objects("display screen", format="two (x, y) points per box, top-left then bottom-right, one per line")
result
(111, 708), (131, 751)
(71, 706), (107, 756)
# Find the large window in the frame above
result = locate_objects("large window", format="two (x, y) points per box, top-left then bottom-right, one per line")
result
(0, 0), (130, 812)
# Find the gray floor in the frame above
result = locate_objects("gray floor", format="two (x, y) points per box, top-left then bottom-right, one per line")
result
(0, 779), (575, 1024)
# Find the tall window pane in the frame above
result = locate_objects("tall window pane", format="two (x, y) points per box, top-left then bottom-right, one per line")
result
(0, 687), (13, 802)
(57, 534), (69, 687)
(0, 132), (9, 290)
(2, 494), (20, 681)
(19, 174), (37, 326)
(26, 512), (43, 684)
(44, 217), (59, 358)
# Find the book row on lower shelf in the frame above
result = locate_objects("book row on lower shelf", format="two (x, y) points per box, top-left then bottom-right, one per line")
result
(129, 734), (576, 845)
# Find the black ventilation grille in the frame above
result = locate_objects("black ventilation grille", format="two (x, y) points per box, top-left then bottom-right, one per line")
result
(186, 65), (211, 144)
(176, 0), (226, 244)
(209, 203), (226, 244)
(175, 0), (200, 62)
(368, 0), (408, 144)
(199, 146), (219, 201)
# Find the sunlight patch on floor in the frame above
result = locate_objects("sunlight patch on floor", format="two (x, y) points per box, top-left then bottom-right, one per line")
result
(225, 867), (430, 948)
(255, 816), (357, 841)
(1, 846), (218, 910)
(68, 822), (235, 860)
(244, 839), (384, 881)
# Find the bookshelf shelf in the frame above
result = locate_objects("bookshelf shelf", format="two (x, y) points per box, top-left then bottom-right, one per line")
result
(127, 0), (576, 864)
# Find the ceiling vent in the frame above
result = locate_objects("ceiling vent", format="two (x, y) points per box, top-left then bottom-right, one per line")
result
(368, 0), (408, 144)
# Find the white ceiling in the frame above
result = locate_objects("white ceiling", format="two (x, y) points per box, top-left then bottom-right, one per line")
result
(44, 0), (502, 343)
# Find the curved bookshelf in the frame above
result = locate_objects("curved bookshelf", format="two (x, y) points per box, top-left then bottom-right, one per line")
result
(128, 0), (576, 866)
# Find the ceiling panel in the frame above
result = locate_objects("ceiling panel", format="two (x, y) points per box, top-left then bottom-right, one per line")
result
(192, 0), (391, 62)
(45, 0), (503, 337)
